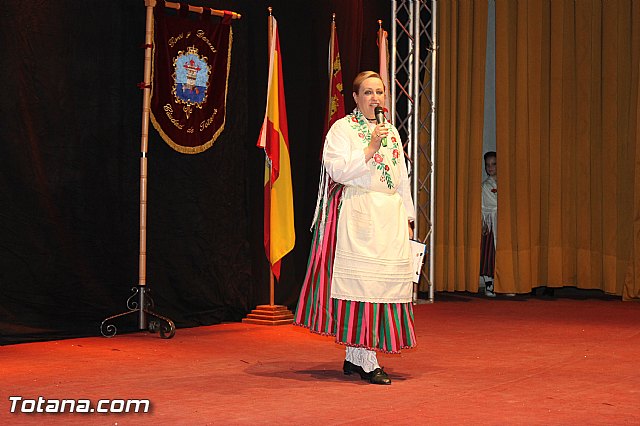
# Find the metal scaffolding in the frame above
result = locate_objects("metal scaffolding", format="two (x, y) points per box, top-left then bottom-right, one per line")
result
(391, 0), (436, 303)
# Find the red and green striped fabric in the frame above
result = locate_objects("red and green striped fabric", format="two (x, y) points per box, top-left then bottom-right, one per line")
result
(294, 181), (343, 335)
(334, 299), (416, 354)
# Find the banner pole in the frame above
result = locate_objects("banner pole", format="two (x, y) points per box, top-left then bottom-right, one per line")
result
(100, 0), (176, 338)
(139, 0), (154, 290)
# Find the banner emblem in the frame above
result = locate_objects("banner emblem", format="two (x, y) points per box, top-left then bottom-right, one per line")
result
(174, 47), (210, 117)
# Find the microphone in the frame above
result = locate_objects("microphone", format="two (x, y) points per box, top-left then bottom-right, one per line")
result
(374, 106), (387, 147)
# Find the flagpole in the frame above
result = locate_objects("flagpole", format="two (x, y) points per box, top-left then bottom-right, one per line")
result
(267, 7), (276, 307)
(328, 14), (336, 107)
(377, 20), (392, 120)
(101, 0), (176, 338)
(324, 14), (344, 140)
(242, 7), (294, 325)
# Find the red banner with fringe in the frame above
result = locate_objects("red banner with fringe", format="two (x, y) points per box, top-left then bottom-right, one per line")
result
(151, 8), (233, 154)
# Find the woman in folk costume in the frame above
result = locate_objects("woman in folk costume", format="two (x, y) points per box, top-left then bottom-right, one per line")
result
(294, 71), (417, 385)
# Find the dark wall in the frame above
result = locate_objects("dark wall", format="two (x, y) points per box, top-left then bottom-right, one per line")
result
(0, 0), (389, 344)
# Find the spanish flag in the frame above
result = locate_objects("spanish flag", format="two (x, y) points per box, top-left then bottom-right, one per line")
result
(257, 16), (295, 280)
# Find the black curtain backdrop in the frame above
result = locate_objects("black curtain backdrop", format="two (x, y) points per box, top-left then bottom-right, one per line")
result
(0, 0), (389, 344)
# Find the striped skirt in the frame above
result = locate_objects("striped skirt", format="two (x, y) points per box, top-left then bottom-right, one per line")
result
(334, 299), (417, 354)
(480, 228), (495, 277)
(294, 180), (417, 353)
(293, 181), (342, 336)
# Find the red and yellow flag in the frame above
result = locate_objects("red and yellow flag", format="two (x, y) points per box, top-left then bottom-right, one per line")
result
(257, 16), (295, 280)
(326, 15), (345, 136)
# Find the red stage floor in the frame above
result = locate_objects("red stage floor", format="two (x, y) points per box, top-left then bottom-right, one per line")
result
(2, 292), (639, 425)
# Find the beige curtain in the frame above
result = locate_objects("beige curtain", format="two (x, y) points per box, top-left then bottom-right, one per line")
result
(433, 0), (640, 299)
(433, 1), (489, 292)
(493, 0), (640, 299)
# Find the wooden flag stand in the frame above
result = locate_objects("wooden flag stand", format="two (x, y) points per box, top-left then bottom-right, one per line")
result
(243, 272), (294, 326)
(242, 305), (294, 326)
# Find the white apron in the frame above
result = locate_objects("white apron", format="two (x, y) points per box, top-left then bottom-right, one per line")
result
(331, 186), (413, 303)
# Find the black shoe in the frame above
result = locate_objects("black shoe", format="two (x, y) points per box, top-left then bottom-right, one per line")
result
(369, 367), (391, 385)
(343, 360), (371, 380)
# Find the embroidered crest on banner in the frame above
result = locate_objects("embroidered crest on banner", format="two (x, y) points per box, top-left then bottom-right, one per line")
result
(173, 46), (210, 119)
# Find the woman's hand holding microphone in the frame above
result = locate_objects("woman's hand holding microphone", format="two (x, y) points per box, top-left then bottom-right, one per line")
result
(364, 123), (389, 162)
